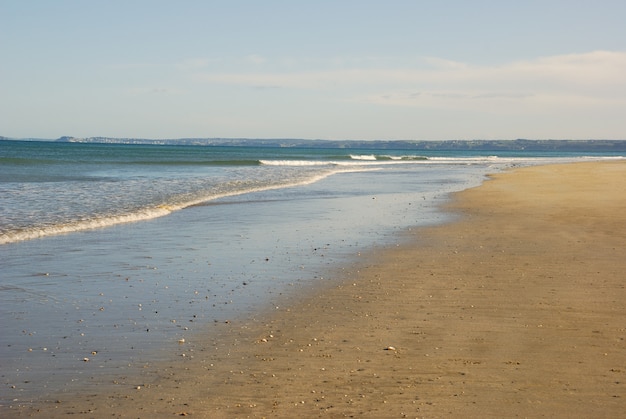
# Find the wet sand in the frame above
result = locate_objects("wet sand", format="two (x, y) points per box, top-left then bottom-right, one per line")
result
(8, 161), (626, 418)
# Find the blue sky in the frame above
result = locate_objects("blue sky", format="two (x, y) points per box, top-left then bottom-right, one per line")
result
(1, 1), (625, 140)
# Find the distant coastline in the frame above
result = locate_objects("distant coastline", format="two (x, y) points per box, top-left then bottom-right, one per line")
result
(2, 135), (626, 152)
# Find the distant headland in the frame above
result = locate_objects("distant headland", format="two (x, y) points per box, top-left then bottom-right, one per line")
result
(2, 135), (626, 152)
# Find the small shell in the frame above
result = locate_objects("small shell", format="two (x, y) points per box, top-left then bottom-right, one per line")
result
(384, 346), (396, 351)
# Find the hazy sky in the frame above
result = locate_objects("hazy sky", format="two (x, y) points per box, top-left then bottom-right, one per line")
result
(1, 1), (625, 140)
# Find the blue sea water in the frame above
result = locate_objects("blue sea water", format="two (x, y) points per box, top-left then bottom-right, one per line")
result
(0, 140), (622, 405)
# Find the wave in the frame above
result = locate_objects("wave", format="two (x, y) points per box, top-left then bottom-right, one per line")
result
(259, 156), (500, 167)
(260, 159), (382, 167)
(260, 158), (431, 167)
(0, 207), (173, 245)
(259, 160), (334, 166)
(0, 167), (370, 245)
(349, 154), (377, 161)
(260, 154), (431, 166)
(350, 154), (430, 161)
(258, 155), (624, 170)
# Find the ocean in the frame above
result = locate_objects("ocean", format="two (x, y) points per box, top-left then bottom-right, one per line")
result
(0, 139), (622, 405)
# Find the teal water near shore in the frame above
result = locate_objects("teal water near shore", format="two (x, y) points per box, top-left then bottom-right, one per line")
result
(1, 140), (623, 405)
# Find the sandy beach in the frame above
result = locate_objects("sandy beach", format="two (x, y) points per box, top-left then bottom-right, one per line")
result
(9, 160), (626, 418)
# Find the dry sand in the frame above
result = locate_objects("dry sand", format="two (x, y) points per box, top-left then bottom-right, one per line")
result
(8, 161), (626, 418)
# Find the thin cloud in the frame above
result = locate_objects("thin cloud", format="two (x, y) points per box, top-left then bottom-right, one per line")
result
(193, 50), (626, 91)
(367, 51), (626, 109)
(188, 50), (626, 119)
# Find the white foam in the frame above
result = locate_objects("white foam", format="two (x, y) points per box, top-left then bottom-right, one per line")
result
(259, 160), (333, 166)
(0, 207), (172, 245)
(261, 156), (516, 167)
(0, 167), (376, 245)
(349, 154), (377, 160)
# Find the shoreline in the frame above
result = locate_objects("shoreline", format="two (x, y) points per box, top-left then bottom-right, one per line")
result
(7, 160), (626, 418)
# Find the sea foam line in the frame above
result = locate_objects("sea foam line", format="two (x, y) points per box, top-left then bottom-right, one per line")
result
(0, 167), (373, 245)
(259, 157), (490, 166)
(0, 207), (172, 245)
(260, 156), (429, 166)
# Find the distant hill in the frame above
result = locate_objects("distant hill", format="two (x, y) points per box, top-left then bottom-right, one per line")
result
(52, 137), (626, 152)
(3, 135), (626, 152)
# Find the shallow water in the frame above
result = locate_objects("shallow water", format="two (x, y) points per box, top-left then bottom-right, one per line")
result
(0, 165), (485, 402)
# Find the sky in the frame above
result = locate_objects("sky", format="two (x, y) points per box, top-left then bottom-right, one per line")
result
(1, 1), (625, 141)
